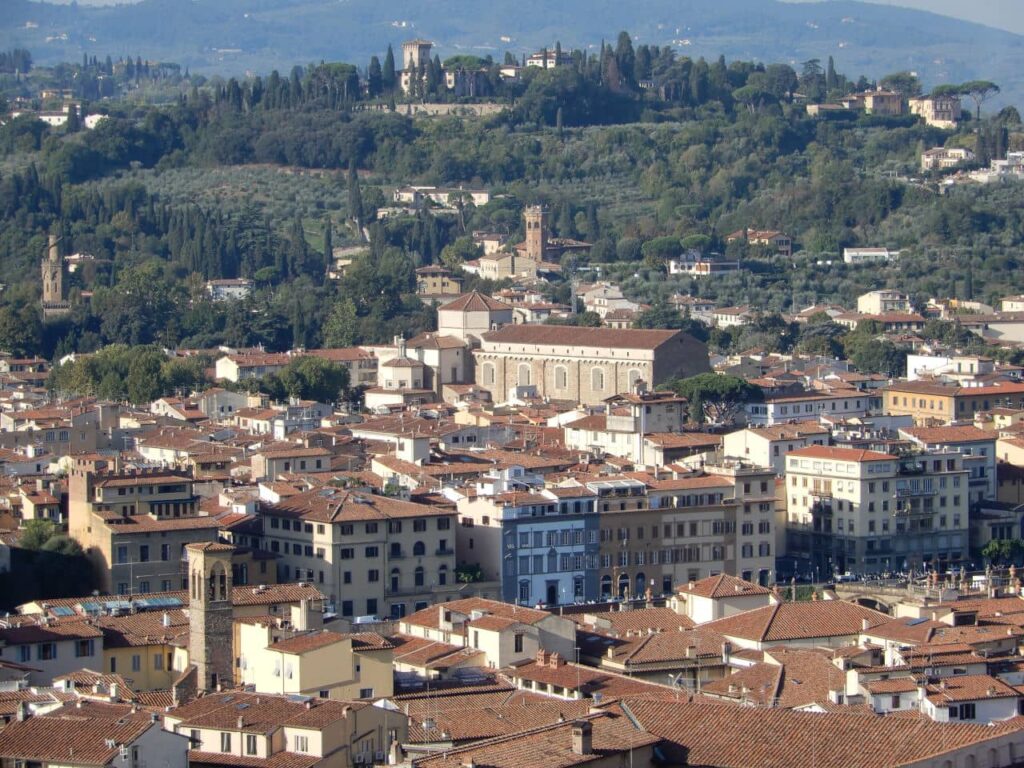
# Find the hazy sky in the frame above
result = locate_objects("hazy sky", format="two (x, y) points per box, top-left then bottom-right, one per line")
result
(789, 0), (1024, 34)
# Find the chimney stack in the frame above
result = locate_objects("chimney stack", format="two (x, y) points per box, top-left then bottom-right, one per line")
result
(571, 721), (593, 756)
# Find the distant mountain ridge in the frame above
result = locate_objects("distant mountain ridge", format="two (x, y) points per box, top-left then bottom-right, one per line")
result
(2, 0), (1022, 105)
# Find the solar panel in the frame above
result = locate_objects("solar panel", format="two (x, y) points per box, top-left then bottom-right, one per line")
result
(905, 617), (929, 626)
(79, 602), (103, 614)
(51, 606), (75, 616)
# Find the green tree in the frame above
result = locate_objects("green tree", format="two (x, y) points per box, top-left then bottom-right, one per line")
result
(982, 539), (1024, 566)
(21, 519), (59, 551)
(126, 347), (167, 404)
(273, 356), (350, 403)
(382, 45), (397, 92)
(667, 373), (761, 425)
(880, 71), (922, 97)
(961, 80), (1000, 121)
(367, 56), (383, 97)
(323, 298), (359, 347)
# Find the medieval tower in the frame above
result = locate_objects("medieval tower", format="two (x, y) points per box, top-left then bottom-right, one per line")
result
(187, 542), (235, 691)
(41, 233), (70, 319)
(523, 205), (549, 263)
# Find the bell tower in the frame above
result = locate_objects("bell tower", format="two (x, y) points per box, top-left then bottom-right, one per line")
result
(187, 542), (235, 691)
(41, 233), (70, 318)
(523, 206), (548, 262)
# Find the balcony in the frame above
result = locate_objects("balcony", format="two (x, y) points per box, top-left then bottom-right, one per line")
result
(436, 547), (455, 557)
(892, 502), (934, 519)
(808, 488), (833, 500)
(894, 487), (937, 499)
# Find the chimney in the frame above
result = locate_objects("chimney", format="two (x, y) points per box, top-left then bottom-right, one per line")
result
(571, 721), (593, 756)
(237, 715), (244, 728)
(162, 612), (171, 628)
(110, 683), (119, 701)
(16, 701), (27, 721)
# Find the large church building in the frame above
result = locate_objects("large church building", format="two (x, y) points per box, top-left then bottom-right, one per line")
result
(473, 325), (709, 405)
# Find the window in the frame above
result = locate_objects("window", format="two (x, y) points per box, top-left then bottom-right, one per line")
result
(413, 541), (426, 556)
(555, 366), (568, 389)
(37, 643), (56, 661)
(359, 688), (374, 699)
(246, 735), (257, 756)
(413, 519), (427, 532)
(514, 633), (524, 653)
(18, 645), (30, 663)
(75, 639), (94, 657)
(482, 363), (495, 386)
(365, 522), (378, 534)
(341, 600), (353, 617)
(437, 517), (450, 530)
(116, 545), (129, 564)
(959, 703), (977, 720)
(294, 735), (309, 753)
(365, 546), (379, 558)
(132, 654), (141, 672)
(343, 571), (352, 584)
(221, 732), (232, 752)
(518, 364), (531, 386)
(154, 653), (164, 670)
(591, 367), (605, 391)
(138, 545), (149, 562)
(368, 569), (380, 582)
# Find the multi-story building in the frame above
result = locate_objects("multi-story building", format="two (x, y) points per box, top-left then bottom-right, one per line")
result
(163, 690), (406, 768)
(474, 326), (709, 406)
(454, 484), (600, 606)
(883, 380), (1024, 425)
(921, 146), (975, 171)
(899, 426), (997, 504)
(723, 423), (830, 475)
(784, 445), (970, 576)
(261, 487), (460, 620)
(909, 94), (962, 129)
(744, 390), (875, 426)
(595, 465), (777, 596)
(857, 289), (910, 315)
(68, 461), (221, 594)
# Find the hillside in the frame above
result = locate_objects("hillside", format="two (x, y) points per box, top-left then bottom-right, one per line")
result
(2, 0), (1023, 104)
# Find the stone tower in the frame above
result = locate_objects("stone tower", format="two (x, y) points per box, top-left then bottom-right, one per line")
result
(402, 39), (433, 70)
(523, 206), (549, 263)
(41, 233), (69, 319)
(187, 542), (235, 691)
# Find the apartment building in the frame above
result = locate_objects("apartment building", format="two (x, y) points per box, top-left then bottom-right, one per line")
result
(784, 445), (970, 576)
(163, 691), (406, 768)
(723, 423), (830, 475)
(884, 380), (1024, 425)
(857, 290), (910, 315)
(595, 466), (776, 596)
(455, 484), (600, 606)
(261, 487), (460, 620)
(744, 390), (874, 426)
(68, 461), (221, 594)
(899, 425), (996, 504)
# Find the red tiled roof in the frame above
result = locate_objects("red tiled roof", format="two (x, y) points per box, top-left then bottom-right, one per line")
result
(786, 445), (894, 462)
(703, 601), (888, 643)
(482, 325), (682, 350)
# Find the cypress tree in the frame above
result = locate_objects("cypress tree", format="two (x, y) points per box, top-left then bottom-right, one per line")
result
(382, 45), (396, 92)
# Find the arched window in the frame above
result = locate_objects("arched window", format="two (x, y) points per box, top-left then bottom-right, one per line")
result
(438, 565), (448, 586)
(600, 575), (612, 597)
(413, 541), (426, 556)
(482, 362), (495, 386)
(518, 364), (531, 386)
(415, 566), (425, 587)
(591, 367), (605, 392)
(555, 365), (568, 390)
(617, 573), (630, 598)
